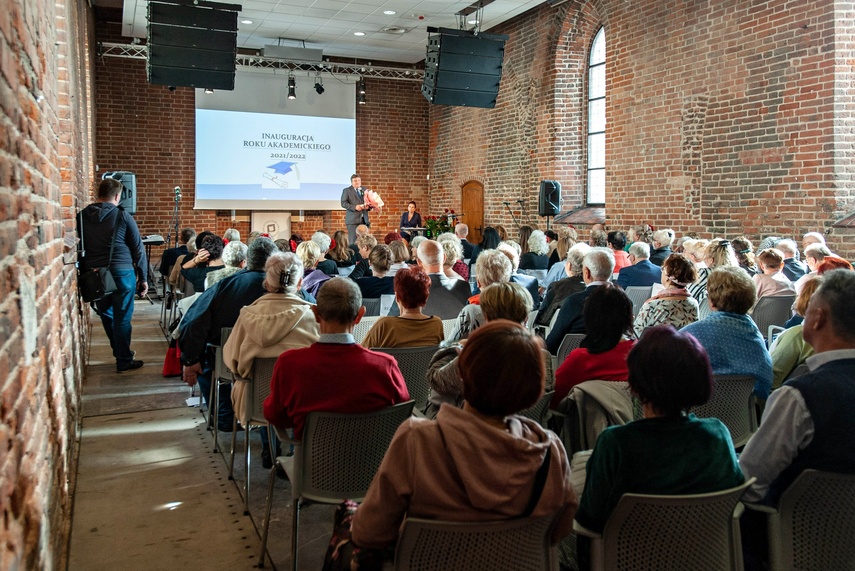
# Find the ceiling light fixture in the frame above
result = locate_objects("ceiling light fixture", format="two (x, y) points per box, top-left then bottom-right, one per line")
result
(314, 73), (324, 95)
(204, 88), (214, 94)
(288, 75), (296, 100)
(240, 19), (252, 24)
(353, 31), (365, 36)
(383, 10), (396, 15)
(357, 77), (366, 104)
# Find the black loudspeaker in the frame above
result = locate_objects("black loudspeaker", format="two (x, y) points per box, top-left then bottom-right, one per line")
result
(103, 171), (137, 215)
(146, 0), (239, 90)
(422, 27), (508, 109)
(538, 180), (561, 217)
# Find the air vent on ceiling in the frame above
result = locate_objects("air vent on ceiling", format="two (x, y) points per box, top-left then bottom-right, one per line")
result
(382, 27), (409, 34)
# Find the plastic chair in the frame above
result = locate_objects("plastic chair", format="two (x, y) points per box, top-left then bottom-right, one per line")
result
(441, 318), (457, 340)
(518, 390), (555, 428)
(257, 400), (416, 570)
(394, 515), (558, 571)
(574, 478), (755, 571)
(747, 469), (855, 571)
(698, 298), (713, 320)
(751, 295), (795, 340)
(206, 327), (233, 453)
(229, 356), (277, 515)
(624, 286), (653, 318)
(526, 310), (538, 330)
(373, 345), (440, 411)
(363, 297), (381, 316)
(553, 381), (637, 454)
(690, 375), (757, 447)
(555, 333), (585, 366)
(352, 315), (382, 344)
(338, 265), (356, 277)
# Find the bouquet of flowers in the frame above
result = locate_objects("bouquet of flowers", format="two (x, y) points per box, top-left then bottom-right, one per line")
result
(424, 209), (457, 238)
(364, 190), (384, 212)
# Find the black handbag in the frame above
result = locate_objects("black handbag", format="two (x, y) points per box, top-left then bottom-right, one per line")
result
(77, 209), (122, 303)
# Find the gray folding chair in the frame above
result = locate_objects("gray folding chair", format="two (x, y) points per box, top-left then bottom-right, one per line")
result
(624, 286), (653, 317)
(229, 356), (277, 515)
(751, 295), (795, 341)
(394, 515), (558, 570)
(352, 315), (381, 344)
(373, 345), (440, 411)
(575, 478), (755, 571)
(691, 375), (757, 447)
(257, 401), (415, 570)
(363, 297), (381, 316)
(747, 469), (855, 571)
(441, 318), (457, 340)
(555, 333), (585, 368)
(206, 326), (233, 453)
(518, 390), (555, 428)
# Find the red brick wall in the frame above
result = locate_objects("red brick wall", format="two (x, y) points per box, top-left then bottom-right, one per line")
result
(93, 22), (429, 260)
(428, 0), (855, 257)
(1, 0), (94, 567)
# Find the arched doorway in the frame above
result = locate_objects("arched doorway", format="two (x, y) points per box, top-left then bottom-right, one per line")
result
(461, 181), (484, 245)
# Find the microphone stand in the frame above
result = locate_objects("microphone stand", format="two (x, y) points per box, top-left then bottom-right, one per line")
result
(517, 200), (530, 224)
(503, 201), (521, 231)
(166, 187), (181, 249)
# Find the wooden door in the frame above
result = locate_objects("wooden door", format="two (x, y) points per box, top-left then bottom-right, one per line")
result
(461, 181), (484, 245)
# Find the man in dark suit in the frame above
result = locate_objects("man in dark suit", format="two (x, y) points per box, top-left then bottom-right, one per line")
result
(616, 242), (663, 289)
(777, 239), (809, 282)
(455, 223), (475, 259)
(388, 239), (471, 319)
(341, 174), (371, 243)
(159, 227), (195, 278)
(546, 248), (615, 354)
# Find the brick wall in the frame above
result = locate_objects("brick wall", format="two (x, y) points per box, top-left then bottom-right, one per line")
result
(0, 0), (93, 567)
(93, 20), (429, 260)
(428, 0), (855, 258)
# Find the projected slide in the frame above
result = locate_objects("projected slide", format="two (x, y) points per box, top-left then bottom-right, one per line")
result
(195, 109), (355, 210)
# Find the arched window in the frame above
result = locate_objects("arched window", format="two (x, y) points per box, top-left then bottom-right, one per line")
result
(587, 27), (606, 204)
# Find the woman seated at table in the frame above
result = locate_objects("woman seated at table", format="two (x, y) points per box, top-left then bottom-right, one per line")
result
(354, 244), (395, 298)
(324, 320), (577, 570)
(361, 265), (444, 349)
(553, 284), (635, 406)
(398, 201), (422, 240)
(574, 325), (744, 538)
(633, 253), (699, 336)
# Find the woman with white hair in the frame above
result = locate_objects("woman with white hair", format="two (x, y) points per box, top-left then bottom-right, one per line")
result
(519, 230), (550, 270)
(311, 231), (338, 276)
(297, 240), (332, 297)
(649, 228), (675, 266)
(437, 232), (468, 280)
(204, 240), (247, 289)
(223, 251), (320, 467)
(448, 249), (513, 341)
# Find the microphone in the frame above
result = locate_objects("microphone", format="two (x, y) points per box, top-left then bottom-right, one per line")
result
(516, 199), (524, 205)
(503, 201), (510, 206)
(174, 186), (181, 199)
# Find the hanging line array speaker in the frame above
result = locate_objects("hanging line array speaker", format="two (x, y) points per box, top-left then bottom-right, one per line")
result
(147, 0), (241, 91)
(422, 27), (509, 109)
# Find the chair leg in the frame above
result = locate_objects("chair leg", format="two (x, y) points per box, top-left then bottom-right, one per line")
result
(206, 372), (215, 431)
(257, 455), (279, 568)
(228, 414), (238, 480)
(291, 498), (300, 571)
(244, 423), (251, 515)
(211, 378), (219, 453)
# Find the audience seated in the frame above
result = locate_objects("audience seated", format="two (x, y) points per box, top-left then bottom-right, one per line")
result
(615, 242), (662, 289)
(753, 248), (795, 300)
(323, 320), (577, 570)
(682, 266), (773, 400)
(801, 231), (827, 251)
(589, 228), (608, 248)
(534, 243), (590, 328)
(361, 266), (444, 349)
(328, 230), (357, 267)
(426, 283), (545, 419)
(497, 241), (541, 310)
(168, 238), (197, 288)
(739, 270), (855, 570)
(387, 239), (411, 276)
(518, 225), (534, 255)
(553, 284), (635, 406)
(633, 253), (699, 335)
(793, 242), (832, 294)
(469, 226), (500, 266)
(687, 238), (739, 305)
(731, 236), (758, 276)
(455, 223), (474, 260)
(159, 227), (195, 278)
(222, 228), (240, 244)
(223, 251), (320, 467)
(519, 230), (550, 270)
(449, 249), (512, 341)
(546, 248), (616, 354)
(347, 233), (378, 280)
(263, 277), (410, 441)
(681, 238), (710, 273)
(354, 244), (395, 298)
(546, 235), (576, 274)
(179, 237), (278, 431)
(311, 231), (338, 276)
(776, 239), (808, 282)
(817, 255), (853, 273)
(181, 233), (225, 292)
(388, 240), (471, 319)
(437, 232), (469, 280)
(648, 228), (675, 266)
(204, 240), (247, 290)
(574, 326), (743, 537)
(769, 276), (821, 389)
(607, 231), (631, 271)
(349, 224), (370, 260)
(297, 240), (332, 297)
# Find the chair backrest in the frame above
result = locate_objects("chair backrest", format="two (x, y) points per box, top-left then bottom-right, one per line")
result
(777, 469), (855, 571)
(441, 319), (457, 340)
(518, 391), (555, 427)
(691, 375), (757, 448)
(214, 327), (234, 383)
(601, 479), (754, 570)
(352, 316), (382, 343)
(247, 357), (279, 425)
(526, 310), (538, 330)
(363, 297), (381, 316)
(520, 269), (549, 287)
(784, 363), (810, 382)
(557, 381), (636, 454)
(698, 298), (713, 321)
(556, 334), (586, 365)
(394, 515), (556, 571)
(298, 400), (415, 503)
(751, 295), (795, 338)
(372, 346), (439, 411)
(624, 286), (653, 317)
(337, 265), (356, 277)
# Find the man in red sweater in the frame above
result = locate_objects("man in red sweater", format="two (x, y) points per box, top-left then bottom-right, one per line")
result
(263, 277), (410, 439)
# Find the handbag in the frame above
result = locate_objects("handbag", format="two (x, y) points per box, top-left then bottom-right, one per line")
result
(77, 209), (122, 303)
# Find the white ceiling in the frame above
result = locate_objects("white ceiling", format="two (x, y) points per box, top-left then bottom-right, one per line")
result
(121, 0), (543, 64)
